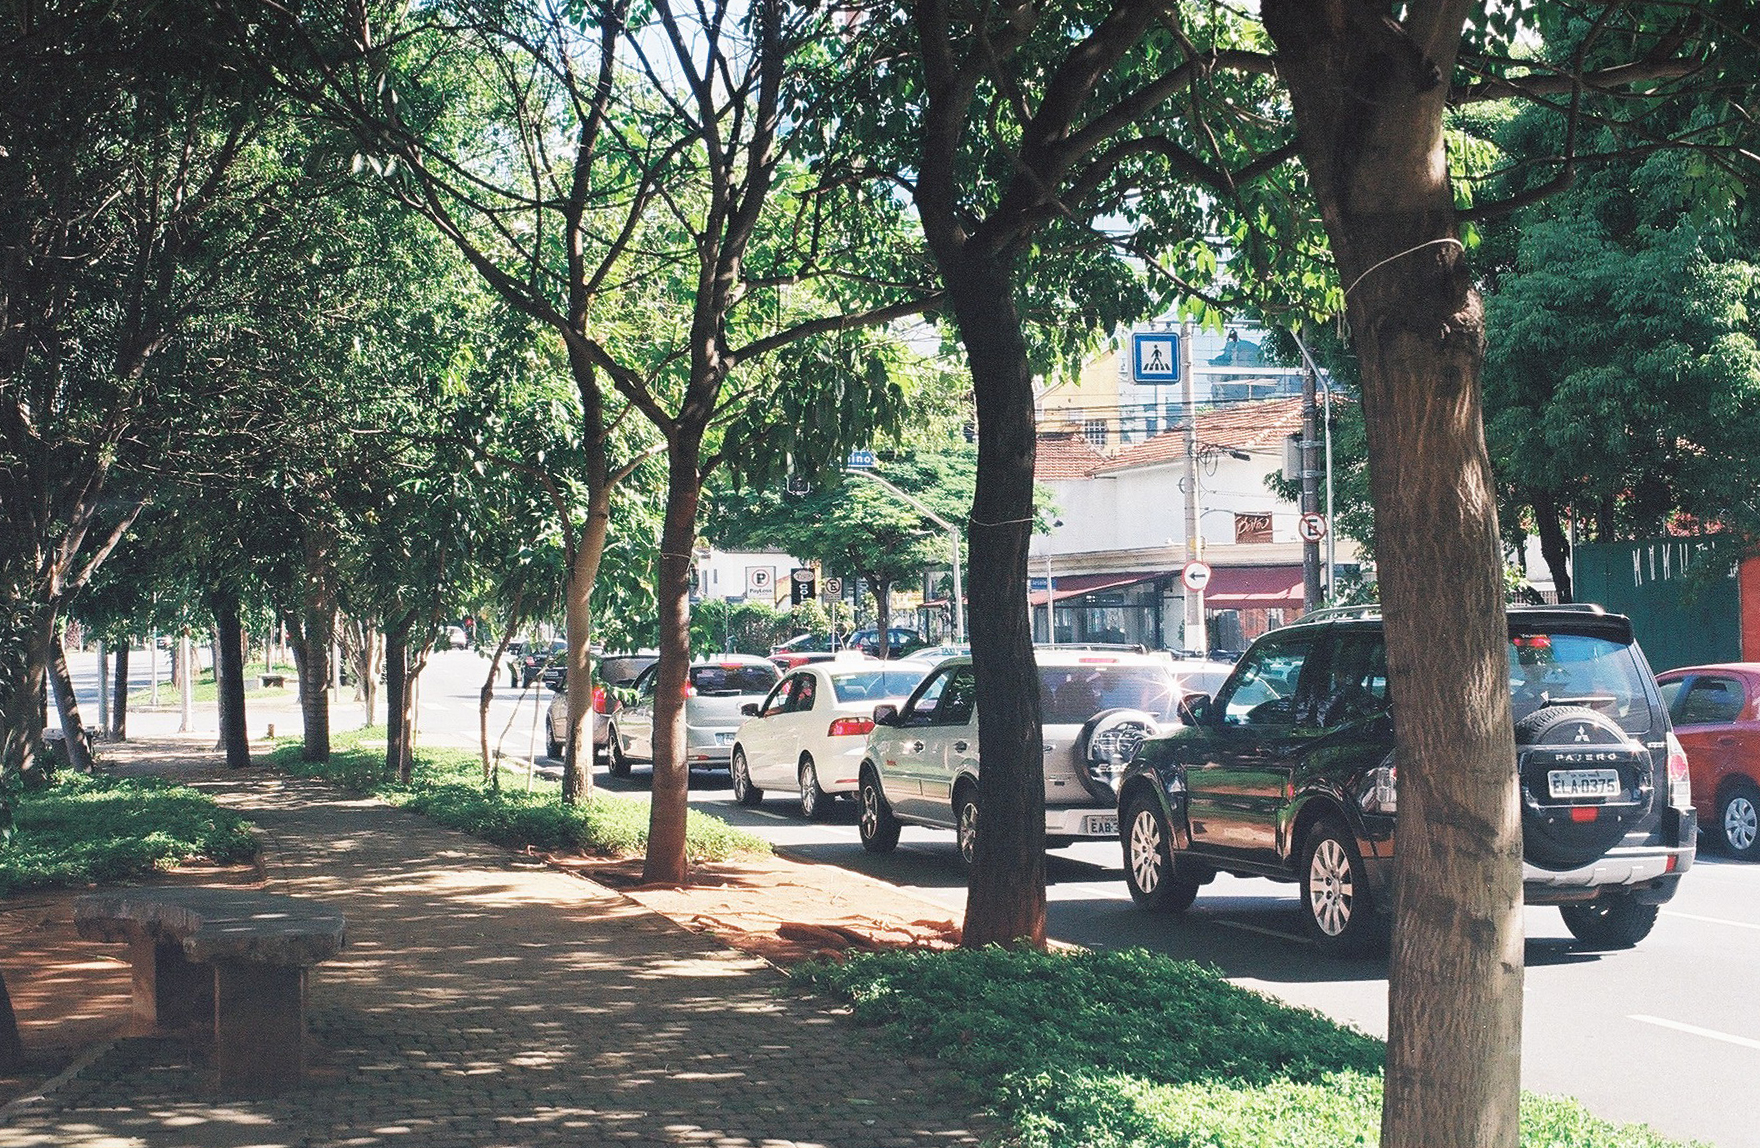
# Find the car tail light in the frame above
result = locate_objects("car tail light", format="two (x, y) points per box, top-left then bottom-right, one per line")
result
(592, 685), (609, 713)
(828, 717), (874, 738)
(1666, 732), (1692, 810)
(682, 684), (697, 698)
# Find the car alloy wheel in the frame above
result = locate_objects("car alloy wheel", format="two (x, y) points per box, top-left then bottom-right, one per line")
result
(731, 749), (763, 807)
(1299, 819), (1383, 957)
(1308, 836), (1354, 937)
(858, 768), (900, 853)
(1720, 783), (1760, 858)
(955, 790), (979, 867)
(607, 724), (631, 778)
(799, 757), (828, 821)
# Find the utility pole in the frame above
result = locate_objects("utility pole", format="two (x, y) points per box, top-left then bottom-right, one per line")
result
(1300, 349), (1323, 612)
(1179, 320), (1207, 654)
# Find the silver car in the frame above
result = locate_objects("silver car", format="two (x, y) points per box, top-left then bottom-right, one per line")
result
(858, 651), (1184, 863)
(608, 656), (781, 777)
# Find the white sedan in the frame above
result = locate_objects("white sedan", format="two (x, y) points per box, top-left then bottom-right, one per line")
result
(730, 659), (932, 818)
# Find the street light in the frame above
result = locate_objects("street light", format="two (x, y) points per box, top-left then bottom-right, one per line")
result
(844, 469), (965, 643)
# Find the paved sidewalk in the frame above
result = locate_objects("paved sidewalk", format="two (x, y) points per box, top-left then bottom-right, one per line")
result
(0, 766), (993, 1148)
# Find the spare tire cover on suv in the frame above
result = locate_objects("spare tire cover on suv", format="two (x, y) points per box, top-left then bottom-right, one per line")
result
(1516, 704), (1656, 870)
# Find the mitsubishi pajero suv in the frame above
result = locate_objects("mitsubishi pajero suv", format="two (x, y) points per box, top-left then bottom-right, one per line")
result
(1115, 604), (1696, 955)
(858, 650), (1183, 863)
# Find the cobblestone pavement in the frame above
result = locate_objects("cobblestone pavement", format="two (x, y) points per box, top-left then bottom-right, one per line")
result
(0, 769), (993, 1148)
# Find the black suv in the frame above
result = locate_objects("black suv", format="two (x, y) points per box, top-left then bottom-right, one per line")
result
(1116, 604), (1697, 956)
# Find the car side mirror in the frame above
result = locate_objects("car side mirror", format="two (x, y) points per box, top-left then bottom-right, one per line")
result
(1177, 693), (1214, 726)
(740, 702), (760, 717)
(871, 703), (899, 727)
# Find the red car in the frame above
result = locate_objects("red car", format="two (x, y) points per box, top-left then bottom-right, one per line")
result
(1656, 663), (1760, 860)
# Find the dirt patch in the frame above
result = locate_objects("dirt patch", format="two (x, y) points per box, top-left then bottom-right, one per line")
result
(547, 851), (962, 967)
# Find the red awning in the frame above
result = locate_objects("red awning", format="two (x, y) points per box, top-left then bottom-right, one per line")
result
(1202, 565), (1303, 609)
(1026, 564), (1304, 610)
(1029, 571), (1160, 607)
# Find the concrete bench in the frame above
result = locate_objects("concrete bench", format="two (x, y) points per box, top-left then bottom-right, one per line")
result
(75, 887), (346, 1093)
(258, 673), (287, 688)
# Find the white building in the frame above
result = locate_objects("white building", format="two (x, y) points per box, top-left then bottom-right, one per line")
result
(692, 548), (812, 605)
(1031, 395), (1361, 653)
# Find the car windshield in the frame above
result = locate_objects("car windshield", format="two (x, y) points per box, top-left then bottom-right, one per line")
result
(690, 663), (779, 696)
(1037, 665), (1179, 724)
(1508, 630), (1653, 735)
(829, 668), (929, 703)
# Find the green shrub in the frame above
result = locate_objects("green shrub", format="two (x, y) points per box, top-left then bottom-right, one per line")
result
(0, 773), (259, 893)
(794, 947), (1698, 1148)
(266, 727), (769, 862)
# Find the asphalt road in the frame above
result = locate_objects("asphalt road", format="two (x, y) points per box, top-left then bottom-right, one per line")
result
(56, 646), (1760, 1148)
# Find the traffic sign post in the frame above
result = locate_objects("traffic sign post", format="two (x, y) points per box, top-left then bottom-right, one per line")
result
(846, 448), (876, 469)
(822, 576), (842, 601)
(1181, 561), (1212, 592)
(1298, 513), (1329, 543)
(745, 567), (774, 599)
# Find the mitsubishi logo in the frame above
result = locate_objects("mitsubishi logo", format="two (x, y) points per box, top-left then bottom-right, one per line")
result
(1573, 724), (1592, 744)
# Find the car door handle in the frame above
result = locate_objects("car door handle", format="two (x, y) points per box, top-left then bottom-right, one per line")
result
(1717, 736), (1738, 746)
(953, 740), (970, 754)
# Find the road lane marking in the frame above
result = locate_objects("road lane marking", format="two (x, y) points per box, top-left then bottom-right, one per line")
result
(1662, 909), (1760, 931)
(1629, 1015), (1760, 1051)
(1215, 919), (1307, 944)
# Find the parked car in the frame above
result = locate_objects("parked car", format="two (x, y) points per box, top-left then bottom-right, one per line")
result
(730, 659), (933, 818)
(900, 643), (970, 664)
(769, 633), (842, 670)
(608, 656), (782, 776)
(858, 650), (1185, 863)
(512, 639), (567, 688)
(543, 650), (657, 695)
(543, 652), (659, 761)
(851, 627), (926, 659)
(1116, 604), (1697, 956)
(1655, 663), (1760, 860)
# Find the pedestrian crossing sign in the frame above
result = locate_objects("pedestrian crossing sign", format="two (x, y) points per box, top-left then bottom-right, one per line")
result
(1131, 333), (1180, 383)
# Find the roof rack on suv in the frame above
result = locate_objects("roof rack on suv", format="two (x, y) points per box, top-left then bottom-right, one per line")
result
(1035, 642), (1150, 654)
(1296, 605), (1382, 623)
(1509, 602), (1606, 614)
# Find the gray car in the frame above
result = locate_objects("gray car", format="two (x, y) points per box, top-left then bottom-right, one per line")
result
(608, 656), (781, 777)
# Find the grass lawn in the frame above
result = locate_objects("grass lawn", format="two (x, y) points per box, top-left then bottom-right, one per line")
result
(795, 947), (1703, 1148)
(0, 773), (259, 894)
(266, 725), (769, 862)
(128, 663), (300, 709)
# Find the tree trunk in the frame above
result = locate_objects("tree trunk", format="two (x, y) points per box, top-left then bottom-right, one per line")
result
(1531, 490), (1573, 602)
(111, 643), (129, 739)
(385, 613), (415, 783)
(561, 481), (612, 804)
(643, 437), (704, 886)
(871, 578), (893, 659)
(943, 251), (1047, 950)
(480, 593), (523, 781)
(0, 603), (55, 783)
(214, 597), (252, 769)
(47, 633), (94, 774)
(0, 970), (21, 1072)
(1263, 6), (1523, 1146)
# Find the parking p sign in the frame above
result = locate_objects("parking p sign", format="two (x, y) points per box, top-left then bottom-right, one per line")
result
(746, 567), (774, 599)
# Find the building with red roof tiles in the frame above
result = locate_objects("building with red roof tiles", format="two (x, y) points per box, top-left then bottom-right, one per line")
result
(1030, 394), (1363, 653)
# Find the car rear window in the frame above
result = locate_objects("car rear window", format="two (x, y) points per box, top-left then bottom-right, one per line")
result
(829, 668), (930, 703)
(1037, 665), (1180, 724)
(1508, 630), (1654, 735)
(690, 663), (779, 696)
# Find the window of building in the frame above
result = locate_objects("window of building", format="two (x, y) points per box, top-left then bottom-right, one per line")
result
(1082, 418), (1110, 449)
